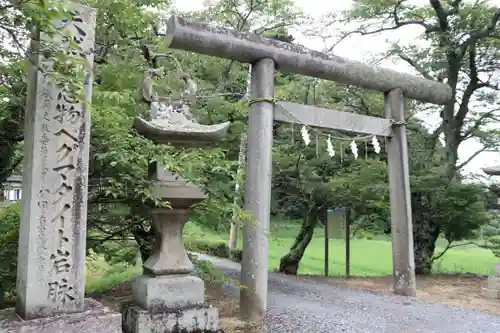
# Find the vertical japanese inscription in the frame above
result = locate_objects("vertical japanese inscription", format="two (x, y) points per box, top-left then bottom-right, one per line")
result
(38, 5), (95, 311)
(47, 128), (79, 304)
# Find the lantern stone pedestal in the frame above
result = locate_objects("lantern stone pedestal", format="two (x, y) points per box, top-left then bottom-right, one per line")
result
(122, 162), (220, 333)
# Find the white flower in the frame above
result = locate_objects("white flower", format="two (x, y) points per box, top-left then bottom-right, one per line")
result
(326, 135), (335, 157)
(301, 126), (310, 146)
(350, 140), (358, 159)
(371, 135), (381, 154)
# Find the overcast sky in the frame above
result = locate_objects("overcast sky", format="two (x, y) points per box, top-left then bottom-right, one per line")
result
(169, 0), (500, 181)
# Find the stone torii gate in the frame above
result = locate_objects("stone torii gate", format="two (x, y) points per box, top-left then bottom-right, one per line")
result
(163, 16), (452, 322)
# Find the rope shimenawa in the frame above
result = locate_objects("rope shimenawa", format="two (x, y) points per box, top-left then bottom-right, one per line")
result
(158, 55), (393, 159)
(163, 52), (402, 157)
(247, 97), (405, 142)
(157, 55), (420, 161)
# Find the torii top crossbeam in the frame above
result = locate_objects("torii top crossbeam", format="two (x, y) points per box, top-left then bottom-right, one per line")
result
(164, 16), (452, 105)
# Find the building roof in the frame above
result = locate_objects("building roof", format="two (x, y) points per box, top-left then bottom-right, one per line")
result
(5, 175), (22, 183)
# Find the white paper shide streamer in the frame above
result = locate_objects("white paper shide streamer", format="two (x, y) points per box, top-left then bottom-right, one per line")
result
(326, 135), (335, 157)
(371, 135), (381, 154)
(350, 140), (358, 159)
(301, 126), (310, 146)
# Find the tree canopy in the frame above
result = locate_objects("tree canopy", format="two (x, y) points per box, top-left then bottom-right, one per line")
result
(0, 0), (498, 284)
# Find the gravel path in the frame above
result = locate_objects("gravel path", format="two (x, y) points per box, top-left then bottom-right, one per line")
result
(194, 254), (500, 333)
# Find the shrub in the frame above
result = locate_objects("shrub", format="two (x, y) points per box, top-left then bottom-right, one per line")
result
(93, 240), (138, 266)
(229, 248), (242, 262)
(0, 202), (20, 303)
(486, 235), (500, 257)
(185, 239), (242, 263)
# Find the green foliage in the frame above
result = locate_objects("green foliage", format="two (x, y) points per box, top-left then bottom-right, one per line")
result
(80, 0), (305, 264)
(483, 213), (500, 258)
(93, 240), (138, 266)
(0, 61), (26, 184)
(0, 0), (496, 283)
(0, 202), (20, 300)
(339, 0), (500, 178)
(435, 181), (489, 242)
(486, 236), (500, 258)
(229, 248), (243, 262)
(482, 214), (500, 238)
(189, 255), (235, 284)
(185, 239), (242, 263)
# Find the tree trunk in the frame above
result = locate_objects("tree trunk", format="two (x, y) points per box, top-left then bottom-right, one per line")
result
(132, 227), (155, 264)
(411, 193), (440, 275)
(228, 65), (252, 250)
(413, 221), (440, 275)
(279, 206), (319, 275)
(228, 132), (247, 249)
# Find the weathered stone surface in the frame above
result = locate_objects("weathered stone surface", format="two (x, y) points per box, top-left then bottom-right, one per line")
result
(164, 16), (452, 105)
(495, 262), (500, 277)
(487, 276), (500, 290)
(122, 304), (220, 333)
(149, 162), (206, 208)
(239, 58), (274, 322)
(16, 2), (96, 320)
(133, 116), (230, 147)
(133, 275), (205, 311)
(0, 298), (121, 333)
(135, 68), (230, 148)
(482, 288), (500, 299)
(143, 208), (195, 275)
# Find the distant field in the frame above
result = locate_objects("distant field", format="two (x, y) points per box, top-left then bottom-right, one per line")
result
(182, 221), (498, 277)
(85, 220), (498, 293)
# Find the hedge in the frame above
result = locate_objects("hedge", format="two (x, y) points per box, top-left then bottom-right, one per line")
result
(0, 202), (20, 306)
(185, 239), (242, 263)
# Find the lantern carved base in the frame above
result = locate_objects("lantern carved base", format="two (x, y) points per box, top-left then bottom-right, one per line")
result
(122, 172), (219, 333)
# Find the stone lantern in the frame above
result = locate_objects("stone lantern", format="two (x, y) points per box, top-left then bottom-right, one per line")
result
(122, 66), (230, 333)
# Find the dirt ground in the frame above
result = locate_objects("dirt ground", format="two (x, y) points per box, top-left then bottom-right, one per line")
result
(89, 281), (257, 333)
(89, 274), (499, 332)
(299, 274), (500, 316)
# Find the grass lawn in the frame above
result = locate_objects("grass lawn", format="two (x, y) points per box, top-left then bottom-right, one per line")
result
(182, 220), (498, 277)
(85, 220), (497, 293)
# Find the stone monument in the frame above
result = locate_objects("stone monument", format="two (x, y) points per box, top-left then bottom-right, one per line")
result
(122, 63), (229, 333)
(481, 165), (500, 300)
(0, 3), (121, 333)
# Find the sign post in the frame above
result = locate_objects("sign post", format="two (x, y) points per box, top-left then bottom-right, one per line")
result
(325, 209), (351, 277)
(345, 208), (351, 278)
(324, 213), (329, 276)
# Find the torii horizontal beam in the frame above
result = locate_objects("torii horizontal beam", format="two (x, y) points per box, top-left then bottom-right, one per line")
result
(164, 16), (452, 106)
(274, 101), (393, 137)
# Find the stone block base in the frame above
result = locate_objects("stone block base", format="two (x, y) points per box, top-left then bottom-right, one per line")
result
(122, 304), (220, 333)
(0, 298), (121, 333)
(133, 274), (205, 311)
